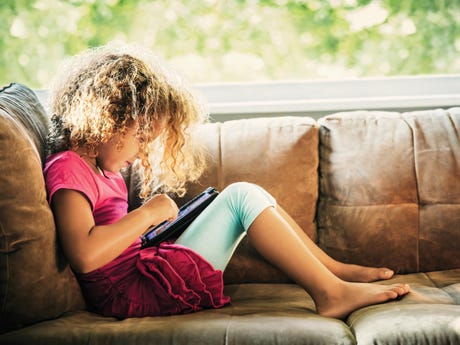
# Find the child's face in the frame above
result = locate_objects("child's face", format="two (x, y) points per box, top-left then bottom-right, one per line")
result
(97, 123), (163, 173)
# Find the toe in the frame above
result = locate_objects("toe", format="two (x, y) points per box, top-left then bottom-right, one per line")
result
(393, 284), (410, 296)
(380, 268), (394, 280)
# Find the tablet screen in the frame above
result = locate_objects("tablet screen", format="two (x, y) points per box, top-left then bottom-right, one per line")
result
(141, 187), (218, 246)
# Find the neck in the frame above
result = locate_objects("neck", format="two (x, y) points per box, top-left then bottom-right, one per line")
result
(74, 148), (105, 176)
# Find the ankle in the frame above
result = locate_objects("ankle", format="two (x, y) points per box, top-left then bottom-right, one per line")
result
(310, 280), (346, 305)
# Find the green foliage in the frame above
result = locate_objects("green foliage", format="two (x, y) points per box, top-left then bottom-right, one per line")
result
(1, 0), (459, 88)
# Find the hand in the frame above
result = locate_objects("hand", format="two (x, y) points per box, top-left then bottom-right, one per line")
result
(141, 194), (179, 226)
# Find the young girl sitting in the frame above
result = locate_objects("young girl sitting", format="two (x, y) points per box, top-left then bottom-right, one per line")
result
(44, 43), (409, 320)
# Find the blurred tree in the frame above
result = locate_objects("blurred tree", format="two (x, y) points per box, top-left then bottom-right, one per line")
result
(1, 0), (459, 88)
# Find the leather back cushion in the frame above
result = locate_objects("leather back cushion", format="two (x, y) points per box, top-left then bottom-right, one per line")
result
(317, 109), (460, 273)
(0, 84), (85, 332)
(173, 116), (319, 283)
(126, 116), (319, 283)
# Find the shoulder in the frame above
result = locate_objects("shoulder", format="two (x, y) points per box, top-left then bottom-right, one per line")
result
(44, 150), (95, 186)
(44, 150), (86, 172)
(44, 150), (97, 182)
(43, 150), (98, 207)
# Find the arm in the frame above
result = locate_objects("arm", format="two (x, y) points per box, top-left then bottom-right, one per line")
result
(52, 189), (178, 274)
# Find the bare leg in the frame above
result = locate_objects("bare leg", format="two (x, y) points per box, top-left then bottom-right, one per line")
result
(277, 206), (394, 282)
(248, 207), (410, 319)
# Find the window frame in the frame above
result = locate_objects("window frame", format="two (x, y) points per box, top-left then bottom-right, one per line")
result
(196, 74), (460, 121)
(35, 74), (460, 121)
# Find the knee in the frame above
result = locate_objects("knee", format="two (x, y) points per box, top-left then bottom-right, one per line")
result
(221, 182), (258, 200)
(218, 182), (257, 211)
(220, 182), (276, 209)
(219, 182), (276, 232)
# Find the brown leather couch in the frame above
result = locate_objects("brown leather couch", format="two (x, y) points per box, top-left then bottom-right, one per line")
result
(1, 83), (459, 345)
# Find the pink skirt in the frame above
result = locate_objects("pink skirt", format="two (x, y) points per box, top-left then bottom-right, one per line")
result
(77, 238), (230, 318)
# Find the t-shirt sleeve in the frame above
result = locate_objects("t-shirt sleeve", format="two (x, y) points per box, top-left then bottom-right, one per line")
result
(44, 153), (98, 210)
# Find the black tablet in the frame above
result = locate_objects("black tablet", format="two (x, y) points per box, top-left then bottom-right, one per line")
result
(141, 187), (219, 248)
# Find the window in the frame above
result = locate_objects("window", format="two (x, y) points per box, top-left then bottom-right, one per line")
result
(3, 0), (460, 119)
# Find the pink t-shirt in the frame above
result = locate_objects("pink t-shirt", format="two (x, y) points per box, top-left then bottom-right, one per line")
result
(43, 150), (230, 318)
(44, 150), (128, 226)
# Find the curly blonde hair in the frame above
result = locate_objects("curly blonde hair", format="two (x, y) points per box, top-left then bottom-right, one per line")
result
(47, 43), (208, 198)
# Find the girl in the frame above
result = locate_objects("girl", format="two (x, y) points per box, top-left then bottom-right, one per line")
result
(44, 43), (409, 320)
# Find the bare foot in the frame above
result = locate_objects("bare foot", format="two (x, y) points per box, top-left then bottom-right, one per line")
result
(332, 262), (394, 283)
(315, 281), (410, 319)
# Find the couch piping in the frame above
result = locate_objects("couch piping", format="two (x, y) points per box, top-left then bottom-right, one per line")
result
(0, 221), (8, 314)
(401, 115), (421, 272)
